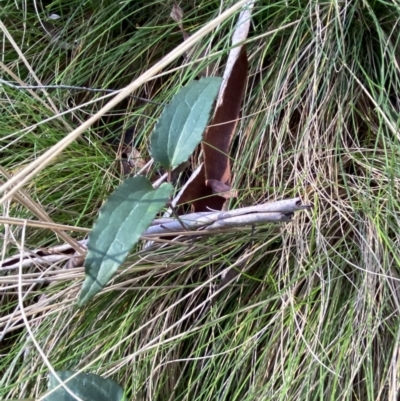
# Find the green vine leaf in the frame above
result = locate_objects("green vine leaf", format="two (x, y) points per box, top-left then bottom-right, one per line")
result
(150, 77), (222, 170)
(78, 176), (172, 307)
(43, 371), (125, 401)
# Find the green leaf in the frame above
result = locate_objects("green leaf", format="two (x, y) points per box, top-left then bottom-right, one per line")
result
(150, 77), (222, 170)
(78, 176), (173, 307)
(44, 371), (125, 401)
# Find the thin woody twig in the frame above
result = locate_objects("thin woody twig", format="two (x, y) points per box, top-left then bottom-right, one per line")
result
(0, 198), (311, 270)
(0, 79), (163, 105)
(147, 197), (311, 234)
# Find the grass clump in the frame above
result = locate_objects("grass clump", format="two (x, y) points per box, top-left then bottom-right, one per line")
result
(1, 0), (400, 400)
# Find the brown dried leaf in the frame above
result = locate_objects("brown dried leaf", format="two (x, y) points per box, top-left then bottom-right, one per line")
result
(170, 2), (184, 24)
(216, 1), (254, 107)
(170, 2), (189, 40)
(119, 146), (149, 176)
(203, 47), (247, 185)
(206, 179), (238, 199)
(199, 1), (254, 210)
(65, 255), (84, 269)
(172, 164), (212, 213)
(173, 1), (254, 212)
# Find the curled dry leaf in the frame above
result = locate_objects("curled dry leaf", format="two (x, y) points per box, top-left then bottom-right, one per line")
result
(170, 2), (184, 24)
(120, 145), (149, 176)
(180, 1), (254, 212)
(202, 1), (255, 201)
(65, 255), (85, 269)
(215, 0), (255, 109)
(170, 2), (189, 40)
(206, 179), (238, 199)
(171, 163), (207, 213)
(171, 2), (214, 72)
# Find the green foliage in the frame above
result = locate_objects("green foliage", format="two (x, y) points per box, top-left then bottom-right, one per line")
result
(78, 76), (223, 306)
(44, 371), (124, 401)
(2, 1), (400, 401)
(150, 77), (222, 169)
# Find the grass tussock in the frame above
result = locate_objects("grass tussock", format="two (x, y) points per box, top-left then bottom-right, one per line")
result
(1, 0), (400, 400)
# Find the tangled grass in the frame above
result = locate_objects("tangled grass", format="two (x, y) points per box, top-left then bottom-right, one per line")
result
(1, 0), (400, 400)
